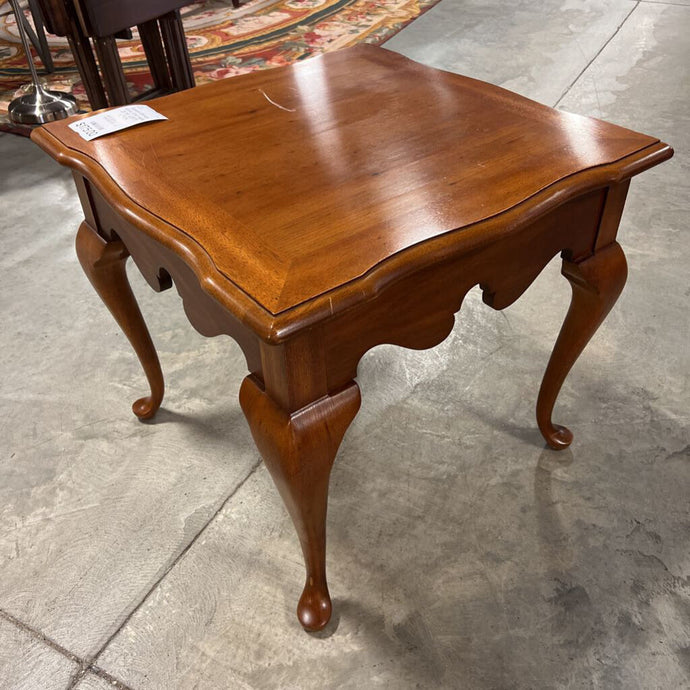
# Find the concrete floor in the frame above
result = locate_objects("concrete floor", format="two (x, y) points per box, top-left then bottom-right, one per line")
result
(1, 0), (688, 688)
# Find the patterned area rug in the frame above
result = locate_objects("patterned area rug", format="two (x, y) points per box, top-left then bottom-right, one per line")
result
(0, 0), (438, 135)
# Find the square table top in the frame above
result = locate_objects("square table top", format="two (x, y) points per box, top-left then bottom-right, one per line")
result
(33, 45), (668, 321)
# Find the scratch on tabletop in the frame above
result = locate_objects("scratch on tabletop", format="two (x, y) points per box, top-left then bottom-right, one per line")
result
(258, 88), (296, 112)
(150, 146), (161, 166)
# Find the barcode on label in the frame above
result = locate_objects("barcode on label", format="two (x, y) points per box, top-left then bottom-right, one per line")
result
(68, 105), (168, 141)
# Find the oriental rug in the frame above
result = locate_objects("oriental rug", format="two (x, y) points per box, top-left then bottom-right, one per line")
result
(0, 0), (438, 134)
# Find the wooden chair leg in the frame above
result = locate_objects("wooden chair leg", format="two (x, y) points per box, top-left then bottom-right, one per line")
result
(66, 33), (107, 110)
(75, 222), (164, 420)
(93, 35), (129, 106)
(138, 19), (171, 92)
(536, 242), (628, 449)
(159, 10), (195, 92)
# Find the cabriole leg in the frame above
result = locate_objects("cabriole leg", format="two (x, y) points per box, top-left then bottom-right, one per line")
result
(239, 375), (361, 631)
(75, 222), (164, 419)
(537, 242), (628, 449)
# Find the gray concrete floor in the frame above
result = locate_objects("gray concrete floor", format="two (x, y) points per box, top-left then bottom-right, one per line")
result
(1, 1), (688, 688)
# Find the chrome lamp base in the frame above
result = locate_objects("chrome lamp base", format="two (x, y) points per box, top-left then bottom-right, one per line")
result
(8, 0), (79, 126)
(9, 82), (78, 125)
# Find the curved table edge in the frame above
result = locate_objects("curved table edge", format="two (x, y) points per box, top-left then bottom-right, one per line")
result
(31, 126), (673, 343)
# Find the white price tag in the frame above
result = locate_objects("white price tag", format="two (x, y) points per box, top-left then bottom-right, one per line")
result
(68, 105), (168, 141)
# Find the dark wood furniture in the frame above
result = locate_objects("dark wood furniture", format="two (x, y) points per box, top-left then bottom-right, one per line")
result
(36, 0), (105, 107)
(15, 0), (55, 72)
(36, 0), (196, 109)
(31, 46), (673, 632)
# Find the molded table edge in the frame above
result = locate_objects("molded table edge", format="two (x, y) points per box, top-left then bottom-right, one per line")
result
(31, 127), (673, 343)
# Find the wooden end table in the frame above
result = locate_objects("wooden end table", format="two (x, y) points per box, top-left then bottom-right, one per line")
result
(32, 46), (672, 632)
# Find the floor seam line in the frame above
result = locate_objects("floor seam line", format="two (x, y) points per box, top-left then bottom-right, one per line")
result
(84, 457), (264, 671)
(638, 0), (690, 6)
(0, 607), (82, 665)
(0, 608), (135, 690)
(66, 664), (135, 690)
(552, 1), (640, 108)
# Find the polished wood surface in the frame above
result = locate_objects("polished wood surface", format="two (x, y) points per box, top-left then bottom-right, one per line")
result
(34, 46), (669, 321)
(75, 221), (164, 419)
(537, 241), (628, 448)
(31, 46), (673, 631)
(240, 377), (361, 631)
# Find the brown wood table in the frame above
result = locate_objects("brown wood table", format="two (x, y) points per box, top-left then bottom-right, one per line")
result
(31, 45), (673, 632)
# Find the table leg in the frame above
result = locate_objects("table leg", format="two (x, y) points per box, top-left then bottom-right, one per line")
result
(239, 375), (360, 631)
(537, 242), (627, 449)
(75, 222), (164, 420)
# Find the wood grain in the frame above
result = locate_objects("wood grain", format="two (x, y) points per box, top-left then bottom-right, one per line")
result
(75, 221), (164, 419)
(239, 376), (361, 631)
(32, 45), (672, 323)
(32, 45), (673, 630)
(537, 242), (628, 449)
